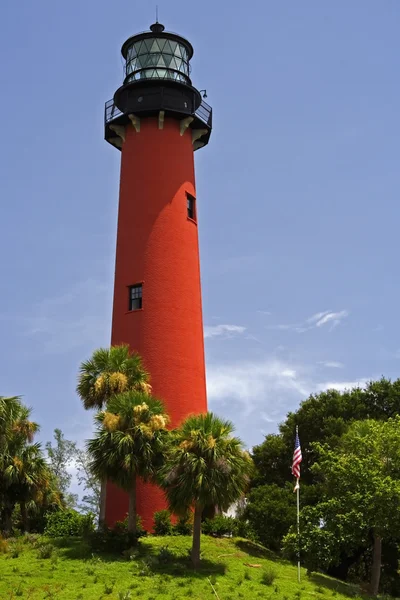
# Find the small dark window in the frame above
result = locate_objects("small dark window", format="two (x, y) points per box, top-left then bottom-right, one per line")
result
(187, 194), (195, 220)
(129, 284), (142, 311)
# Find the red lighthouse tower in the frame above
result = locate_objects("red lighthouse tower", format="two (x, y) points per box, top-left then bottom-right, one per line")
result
(103, 22), (212, 530)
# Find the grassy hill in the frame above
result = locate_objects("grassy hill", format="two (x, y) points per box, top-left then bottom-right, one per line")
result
(0, 534), (372, 599)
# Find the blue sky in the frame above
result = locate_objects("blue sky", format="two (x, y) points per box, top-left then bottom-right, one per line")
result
(1, 1), (400, 453)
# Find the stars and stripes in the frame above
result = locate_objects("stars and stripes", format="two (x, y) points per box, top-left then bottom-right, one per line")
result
(292, 428), (302, 480)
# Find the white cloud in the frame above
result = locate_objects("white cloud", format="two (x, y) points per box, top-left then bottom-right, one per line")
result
(204, 324), (246, 339)
(307, 310), (331, 324)
(206, 357), (311, 420)
(267, 309), (349, 334)
(318, 361), (344, 369)
(206, 354), (372, 443)
(315, 379), (369, 393)
(314, 310), (349, 329)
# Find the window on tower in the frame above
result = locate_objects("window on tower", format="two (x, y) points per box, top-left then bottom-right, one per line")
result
(187, 194), (196, 220)
(129, 284), (143, 311)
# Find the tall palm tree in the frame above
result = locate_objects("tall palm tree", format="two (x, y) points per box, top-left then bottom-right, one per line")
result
(87, 390), (169, 535)
(160, 412), (253, 567)
(5, 442), (55, 532)
(76, 345), (150, 525)
(0, 396), (40, 534)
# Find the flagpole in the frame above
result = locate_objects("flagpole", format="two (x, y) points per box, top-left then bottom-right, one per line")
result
(296, 477), (300, 583)
(292, 425), (302, 584)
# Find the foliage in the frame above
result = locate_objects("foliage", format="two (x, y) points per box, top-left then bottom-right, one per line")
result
(0, 534), (364, 600)
(202, 515), (238, 537)
(248, 377), (400, 592)
(157, 545), (175, 564)
(76, 345), (151, 526)
(73, 447), (101, 514)
(160, 412), (253, 566)
(0, 396), (62, 535)
(36, 542), (55, 559)
(87, 390), (169, 533)
(76, 345), (150, 411)
(253, 378), (400, 489)
(260, 566), (277, 585)
(153, 510), (173, 536)
(0, 535), (9, 553)
(243, 483), (296, 551)
(283, 417), (400, 595)
(88, 517), (146, 553)
(44, 509), (95, 538)
(45, 429), (78, 508)
(173, 514), (193, 536)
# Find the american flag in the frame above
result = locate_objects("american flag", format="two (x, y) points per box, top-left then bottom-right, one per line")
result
(292, 429), (302, 480)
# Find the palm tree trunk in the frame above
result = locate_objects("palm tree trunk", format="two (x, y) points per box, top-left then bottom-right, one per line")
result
(370, 531), (382, 596)
(98, 475), (107, 528)
(127, 476), (137, 535)
(3, 504), (14, 536)
(191, 503), (202, 568)
(20, 501), (29, 533)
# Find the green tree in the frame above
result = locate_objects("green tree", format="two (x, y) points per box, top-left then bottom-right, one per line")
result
(243, 484), (296, 551)
(0, 396), (62, 534)
(160, 412), (253, 567)
(284, 417), (400, 596)
(248, 378), (400, 563)
(74, 448), (101, 514)
(0, 396), (39, 533)
(45, 429), (77, 508)
(76, 345), (150, 525)
(6, 443), (57, 532)
(253, 379), (400, 489)
(87, 390), (169, 535)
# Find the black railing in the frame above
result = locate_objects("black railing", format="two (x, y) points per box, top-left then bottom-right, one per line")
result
(104, 97), (212, 129)
(105, 99), (122, 124)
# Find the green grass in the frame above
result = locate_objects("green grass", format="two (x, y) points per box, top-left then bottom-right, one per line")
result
(0, 534), (371, 600)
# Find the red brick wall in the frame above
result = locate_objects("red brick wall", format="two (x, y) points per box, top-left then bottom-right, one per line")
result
(105, 117), (207, 530)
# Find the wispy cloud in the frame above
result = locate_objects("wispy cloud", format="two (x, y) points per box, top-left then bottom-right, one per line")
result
(206, 357), (311, 420)
(204, 324), (246, 339)
(206, 354), (371, 444)
(318, 361), (344, 369)
(267, 309), (349, 334)
(310, 310), (349, 330)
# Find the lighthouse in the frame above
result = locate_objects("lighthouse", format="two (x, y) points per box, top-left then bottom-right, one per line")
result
(104, 22), (212, 529)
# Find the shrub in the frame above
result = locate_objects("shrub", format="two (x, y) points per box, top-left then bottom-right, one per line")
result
(202, 515), (238, 537)
(22, 533), (40, 546)
(104, 581), (114, 595)
(153, 510), (173, 536)
(236, 519), (258, 541)
(44, 510), (95, 538)
(260, 566), (277, 586)
(157, 545), (174, 564)
(88, 516), (146, 554)
(37, 543), (54, 559)
(9, 541), (23, 558)
(0, 536), (9, 554)
(173, 515), (193, 536)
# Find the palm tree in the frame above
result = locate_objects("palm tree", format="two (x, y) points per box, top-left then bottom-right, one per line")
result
(5, 442), (55, 532)
(0, 396), (40, 534)
(87, 390), (169, 535)
(160, 412), (253, 567)
(76, 345), (150, 525)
